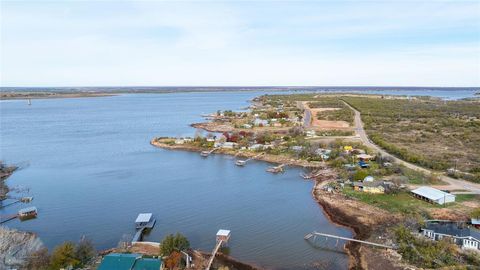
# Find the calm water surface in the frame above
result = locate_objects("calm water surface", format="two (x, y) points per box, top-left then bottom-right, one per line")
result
(0, 90), (476, 269)
(1, 92), (351, 270)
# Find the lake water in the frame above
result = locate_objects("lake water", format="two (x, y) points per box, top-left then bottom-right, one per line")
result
(0, 89), (476, 269)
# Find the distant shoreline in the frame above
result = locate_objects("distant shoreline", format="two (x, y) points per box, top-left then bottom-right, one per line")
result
(1, 86), (478, 100)
(0, 92), (117, 100)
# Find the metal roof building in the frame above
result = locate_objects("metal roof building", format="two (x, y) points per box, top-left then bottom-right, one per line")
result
(411, 186), (455, 205)
(98, 253), (163, 270)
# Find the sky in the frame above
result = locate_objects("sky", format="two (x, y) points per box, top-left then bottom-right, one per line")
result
(0, 0), (479, 87)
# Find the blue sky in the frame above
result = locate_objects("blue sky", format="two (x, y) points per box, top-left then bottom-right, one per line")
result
(1, 1), (479, 87)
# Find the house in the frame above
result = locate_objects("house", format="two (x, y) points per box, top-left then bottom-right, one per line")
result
(472, 218), (480, 229)
(306, 130), (316, 137)
(291, 146), (304, 153)
(221, 142), (237, 149)
(174, 139), (185, 145)
(206, 137), (215, 142)
(315, 148), (332, 160)
(352, 182), (385, 194)
(249, 144), (264, 150)
(242, 124), (253, 129)
(98, 253), (163, 270)
(411, 186), (456, 205)
(363, 176), (374, 182)
(356, 154), (374, 162)
(254, 119), (269, 127)
(421, 221), (480, 251)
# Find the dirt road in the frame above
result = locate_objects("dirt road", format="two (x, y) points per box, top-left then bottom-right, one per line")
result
(342, 101), (480, 194)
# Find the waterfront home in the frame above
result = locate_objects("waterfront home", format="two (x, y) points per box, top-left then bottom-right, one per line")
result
(291, 146), (304, 153)
(174, 138), (185, 145)
(411, 186), (456, 205)
(421, 221), (480, 251)
(352, 182), (385, 194)
(221, 142), (237, 149)
(472, 218), (480, 229)
(98, 253), (163, 270)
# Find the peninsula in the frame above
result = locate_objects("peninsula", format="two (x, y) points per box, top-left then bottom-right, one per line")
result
(152, 93), (480, 269)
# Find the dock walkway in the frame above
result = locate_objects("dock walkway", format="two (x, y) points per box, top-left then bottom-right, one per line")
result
(305, 231), (396, 249)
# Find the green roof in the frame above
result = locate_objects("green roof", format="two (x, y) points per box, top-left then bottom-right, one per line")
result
(98, 253), (140, 270)
(133, 258), (162, 270)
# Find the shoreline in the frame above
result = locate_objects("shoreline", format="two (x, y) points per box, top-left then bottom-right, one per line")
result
(150, 139), (324, 168)
(151, 138), (374, 269)
(0, 92), (117, 100)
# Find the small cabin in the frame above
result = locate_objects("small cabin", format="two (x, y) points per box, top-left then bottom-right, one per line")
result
(216, 229), (231, 243)
(135, 213), (156, 229)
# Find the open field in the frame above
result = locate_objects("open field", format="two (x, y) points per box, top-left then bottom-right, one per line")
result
(341, 96), (480, 182)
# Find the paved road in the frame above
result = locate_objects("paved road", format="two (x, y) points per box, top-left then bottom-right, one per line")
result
(342, 101), (480, 194)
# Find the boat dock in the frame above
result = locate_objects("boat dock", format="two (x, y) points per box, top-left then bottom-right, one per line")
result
(132, 213), (156, 243)
(205, 229), (231, 270)
(235, 153), (264, 166)
(267, 164), (286, 173)
(201, 148), (219, 157)
(304, 231), (396, 249)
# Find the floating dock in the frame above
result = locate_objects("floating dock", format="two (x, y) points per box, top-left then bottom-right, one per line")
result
(132, 213), (156, 242)
(267, 164), (286, 173)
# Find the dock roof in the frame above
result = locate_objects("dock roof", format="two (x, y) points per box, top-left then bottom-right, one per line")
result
(18, 206), (37, 214)
(135, 213), (152, 223)
(411, 186), (455, 201)
(217, 229), (231, 237)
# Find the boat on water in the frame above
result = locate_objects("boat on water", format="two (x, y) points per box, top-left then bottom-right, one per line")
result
(200, 151), (210, 157)
(235, 160), (247, 166)
(18, 206), (38, 220)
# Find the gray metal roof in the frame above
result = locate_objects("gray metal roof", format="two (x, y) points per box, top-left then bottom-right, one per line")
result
(411, 186), (455, 200)
(135, 213), (152, 223)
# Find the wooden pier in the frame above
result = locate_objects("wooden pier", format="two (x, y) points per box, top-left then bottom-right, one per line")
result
(0, 214), (18, 224)
(205, 229), (231, 270)
(201, 148), (219, 157)
(267, 164), (286, 173)
(235, 153), (264, 166)
(305, 231), (396, 249)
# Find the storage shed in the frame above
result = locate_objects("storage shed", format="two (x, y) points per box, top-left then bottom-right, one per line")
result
(411, 186), (455, 205)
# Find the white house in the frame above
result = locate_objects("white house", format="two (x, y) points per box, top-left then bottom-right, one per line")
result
(411, 186), (456, 205)
(221, 142), (237, 149)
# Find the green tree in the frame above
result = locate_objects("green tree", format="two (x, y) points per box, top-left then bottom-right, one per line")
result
(471, 208), (480, 219)
(75, 237), (96, 266)
(160, 233), (190, 257)
(49, 242), (79, 270)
